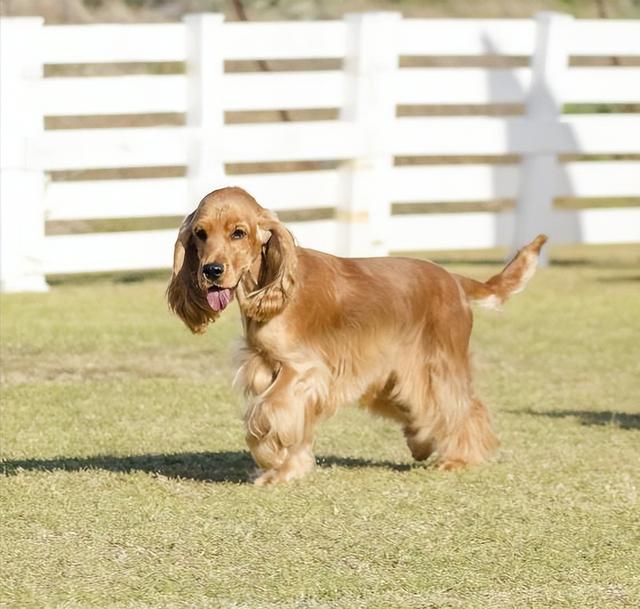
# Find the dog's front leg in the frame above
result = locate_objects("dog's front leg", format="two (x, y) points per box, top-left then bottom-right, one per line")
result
(243, 365), (315, 486)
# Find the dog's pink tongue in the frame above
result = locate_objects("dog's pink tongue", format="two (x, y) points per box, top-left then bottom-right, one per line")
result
(207, 288), (233, 312)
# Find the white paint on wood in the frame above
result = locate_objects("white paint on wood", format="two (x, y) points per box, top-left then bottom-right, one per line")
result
(43, 207), (639, 275)
(230, 171), (343, 211)
(392, 115), (640, 156)
(397, 67), (640, 106)
(398, 19), (536, 56)
(44, 229), (177, 274)
(392, 165), (519, 203)
(1, 13), (638, 290)
(288, 220), (338, 253)
(221, 21), (347, 60)
(45, 178), (190, 221)
(42, 75), (187, 116)
(569, 20), (640, 56)
(29, 116), (639, 172)
(388, 207), (640, 253)
(575, 208), (640, 244)
(562, 115), (640, 154)
(44, 220), (338, 275)
(389, 212), (514, 251)
(220, 121), (364, 163)
(42, 23), (186, 63)
(396, 68), (530, 105)
(31, 127), (188, 170)
(0, 18), (48, 292)
(184, 14), (226, 203)
(224, 71), (346, 111)
(338, 12), (401, 257)
(43, 161), (640, 224)
(557, 161), (640, 198)
(44, 172), (341, 221)
(565, 68), (640, 104)
(515, 12), (572, 265)
(39, 66), (640, 118)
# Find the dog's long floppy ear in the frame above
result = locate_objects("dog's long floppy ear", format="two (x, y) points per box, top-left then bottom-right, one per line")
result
(240, 210), (297, 322)
(166, 211), (219, 334)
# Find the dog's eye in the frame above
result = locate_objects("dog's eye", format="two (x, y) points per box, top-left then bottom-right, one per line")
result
(231, 228), (246, 240)
(195, 228), (207, 241)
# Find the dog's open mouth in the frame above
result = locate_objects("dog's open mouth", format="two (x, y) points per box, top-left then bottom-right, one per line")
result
(206, 286), (235, 312)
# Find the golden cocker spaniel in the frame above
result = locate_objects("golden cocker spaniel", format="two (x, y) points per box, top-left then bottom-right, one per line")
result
(167, 187), (547, 485)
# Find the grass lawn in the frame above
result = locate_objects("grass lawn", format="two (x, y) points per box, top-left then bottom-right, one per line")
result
(1, 244), (639, 609)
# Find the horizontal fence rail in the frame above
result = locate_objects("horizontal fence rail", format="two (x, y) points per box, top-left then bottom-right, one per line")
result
(24, 115), (640, 170)
(43, 161), (640, 222)
(1, 12), (639, 291)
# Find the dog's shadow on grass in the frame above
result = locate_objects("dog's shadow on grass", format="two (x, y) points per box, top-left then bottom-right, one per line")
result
(511, 409), (640, 430)
(1, 451), (416, 484)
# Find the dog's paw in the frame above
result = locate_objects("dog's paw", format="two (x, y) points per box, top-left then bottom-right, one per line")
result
(436, 458), (468, 472)
(253, 468), (291, 486)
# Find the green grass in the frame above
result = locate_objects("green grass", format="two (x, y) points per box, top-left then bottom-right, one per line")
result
(1, 246), (639, 609)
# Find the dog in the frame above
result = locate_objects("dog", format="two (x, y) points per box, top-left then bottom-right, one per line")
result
(167, 186), (547, 485)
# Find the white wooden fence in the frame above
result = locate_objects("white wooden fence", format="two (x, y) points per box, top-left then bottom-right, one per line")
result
(1, 12), (639, 291)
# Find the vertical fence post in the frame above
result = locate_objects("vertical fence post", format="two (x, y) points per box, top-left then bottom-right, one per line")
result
(515, 11), (573, 266)
(183, 13), (226, 207)
(338, 12), (400, 257)
(0, 17), (48, 292)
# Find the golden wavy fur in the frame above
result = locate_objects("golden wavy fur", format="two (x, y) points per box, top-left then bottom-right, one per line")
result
(167, 187), (547, 485)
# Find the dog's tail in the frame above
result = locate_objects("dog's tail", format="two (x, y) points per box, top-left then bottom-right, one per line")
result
(455, 234), (548, 310)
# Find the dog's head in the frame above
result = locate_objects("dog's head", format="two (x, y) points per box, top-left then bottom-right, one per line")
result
(167, 187), (297, 333)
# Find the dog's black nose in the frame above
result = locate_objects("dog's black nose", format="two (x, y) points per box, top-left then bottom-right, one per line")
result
(202, 263), (224, 280)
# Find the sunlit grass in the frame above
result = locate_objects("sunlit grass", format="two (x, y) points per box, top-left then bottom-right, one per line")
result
(1, 247), (639, 608)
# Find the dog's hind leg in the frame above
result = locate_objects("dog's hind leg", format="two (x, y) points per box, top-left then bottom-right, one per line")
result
(398, 361), (498, 470)
(432, 394), (498, 470)
(360, 373), (440, 462)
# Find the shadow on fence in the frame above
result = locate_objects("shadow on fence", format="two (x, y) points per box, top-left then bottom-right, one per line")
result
(1, 451), (418, 483)
(483, 22), (583, 257)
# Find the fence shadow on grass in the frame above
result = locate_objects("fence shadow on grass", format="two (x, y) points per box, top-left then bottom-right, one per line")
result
(1, 451), (418, 483)
(512, 409), (640, 430)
